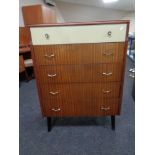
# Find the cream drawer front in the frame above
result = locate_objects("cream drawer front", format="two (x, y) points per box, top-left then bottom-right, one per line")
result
(30, 24), (127, 45)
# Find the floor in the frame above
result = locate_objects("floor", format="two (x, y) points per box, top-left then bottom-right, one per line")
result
(19, 57), (135, 155)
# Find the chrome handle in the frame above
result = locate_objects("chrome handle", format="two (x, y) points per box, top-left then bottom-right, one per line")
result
(102, 72), (112, 76)
(101, 106), (110, 111)
(44, 54), (55, 58)
(49, 91), (59, 95)
(45, 33), (50, 39)
(48, 73), (57, 78)
(129, 74), (135, 78)
(102, 90), (111, 93)
(103, 51), (113, 56)
(129, 68), (135, 73)
(51, 108), (61, 112)
(107, 31), (112, 37)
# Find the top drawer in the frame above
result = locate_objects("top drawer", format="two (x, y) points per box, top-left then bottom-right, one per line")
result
(30, 24), (127, 45)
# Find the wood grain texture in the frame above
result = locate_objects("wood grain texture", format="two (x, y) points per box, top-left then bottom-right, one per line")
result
(28, 20), (129, 27)
(22, 5), (56, 26)
(19, 27), (31, 45)
(19, 55), (25, 73)
(40, 82), (121, 100)
(33, 43), (125, 65)
(43, 98), (120, 117)
(118, 22), (130, 114)
(29, 21), (129, 118)
(36, 63), (123, 83)
(30, 45), (46, 115)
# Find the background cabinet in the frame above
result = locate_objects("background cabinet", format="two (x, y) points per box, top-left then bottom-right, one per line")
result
(22, 5), (56, 25)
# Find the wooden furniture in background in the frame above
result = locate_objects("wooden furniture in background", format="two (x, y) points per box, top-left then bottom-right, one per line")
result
(19, 27), (31, 46)
(19, 27), (33, 80)
(19, 46), (33, 80)
(22, 5), (56, 26)
(19, 45), (31, 54)
(19, 26), (31, 55)
(29, 21), (129, 132)
(19, 55), (29, 81)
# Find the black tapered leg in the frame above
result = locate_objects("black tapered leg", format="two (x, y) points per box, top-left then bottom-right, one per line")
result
(47, 117), (52, 132)
(111, 116), (115, 130)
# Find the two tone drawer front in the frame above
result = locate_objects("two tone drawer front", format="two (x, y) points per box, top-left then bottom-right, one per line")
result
(30, 22), (128, 118)
(33, 43), (125, 65)
(30, 24), (127, 45)
(37, 64), (123, 83)
(43, 98), (120, 117)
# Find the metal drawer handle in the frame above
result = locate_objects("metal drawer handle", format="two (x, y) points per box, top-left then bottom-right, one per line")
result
(45, 33), (50, 39)
(129, 68), (135, 73)
(102, 90), (111, 93)
(102, 72), (112, 76)
(107, 31), (112, 37)
(48, 73), (57, 78)
(51, 108), (61, 112)
(44, 54), (55, 58)
(101, 106), (110, 111)
(49, 91), (59, 95)
(103, 51), (113, 56)
(129, 74), (135, 78)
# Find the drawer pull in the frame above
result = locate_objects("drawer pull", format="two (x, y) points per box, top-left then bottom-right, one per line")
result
(45, 33), (50, 39)
(101, 106), (110, 111)
(103, 51), (113, 56)
(107, 31), (112, 37)
(49, 91), (59, 95)
(102, 72), (112, 76)
(44, 54), (55, 58)
(102, 90), (111, 93)
(51, 108), (61, 112)
(48, 73), (57, 78)
(129, 74), (135, 78)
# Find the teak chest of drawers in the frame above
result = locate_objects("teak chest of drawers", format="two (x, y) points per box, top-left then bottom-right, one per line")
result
(29, 21), (129, 132)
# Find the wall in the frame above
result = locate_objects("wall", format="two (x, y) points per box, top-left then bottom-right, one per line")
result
(19, 0), (64, 26)
(122, 12), (135, 33)
(56, 1), (130, 22)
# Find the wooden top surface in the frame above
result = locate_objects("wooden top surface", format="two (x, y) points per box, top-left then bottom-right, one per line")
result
(28, 20), (130, 28)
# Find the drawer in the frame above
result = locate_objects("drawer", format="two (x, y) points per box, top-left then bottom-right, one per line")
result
(40, 83), (121, 100)
(37, 63), (123, 83)
(33, 43), (125, 65)
(43, 98), (120, 117)
(30, 24), (127, 45)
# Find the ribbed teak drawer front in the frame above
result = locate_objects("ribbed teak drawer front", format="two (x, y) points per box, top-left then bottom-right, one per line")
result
(43, 98), (120, 117)
(30, 24), (127, 45)
(37, 63), (123, 83)
(33, 43), (125, 65)
(40, 83), (121, 100)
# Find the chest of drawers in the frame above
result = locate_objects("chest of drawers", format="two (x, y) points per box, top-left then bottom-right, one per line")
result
(29, 21), (129, 131)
